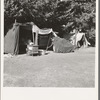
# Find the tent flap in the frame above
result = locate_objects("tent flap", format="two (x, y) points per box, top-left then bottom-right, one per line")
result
(4, 25), (20, 54)
(38, 29), (53, 35)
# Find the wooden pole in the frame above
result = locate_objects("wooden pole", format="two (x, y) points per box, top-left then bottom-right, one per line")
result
(35, 32), (38, 46)
(32, 32), (34, 44)
(32, 25), (34, 44)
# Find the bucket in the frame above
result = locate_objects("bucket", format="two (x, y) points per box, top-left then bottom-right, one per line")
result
(38, 50), (45, 55)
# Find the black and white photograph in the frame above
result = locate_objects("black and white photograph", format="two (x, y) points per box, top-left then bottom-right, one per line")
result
(3, 0), (97, 88)
(1, 0), (99, 100)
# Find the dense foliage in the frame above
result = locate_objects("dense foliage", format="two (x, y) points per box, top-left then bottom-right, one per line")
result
(4, 0), (96, 46)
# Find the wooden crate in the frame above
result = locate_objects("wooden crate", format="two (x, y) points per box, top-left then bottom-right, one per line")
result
(27, 45), (38, 55)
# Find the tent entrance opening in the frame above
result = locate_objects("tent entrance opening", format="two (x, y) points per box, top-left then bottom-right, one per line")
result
(19, 26), (33, 54)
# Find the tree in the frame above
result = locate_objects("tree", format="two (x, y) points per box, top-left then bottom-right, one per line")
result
(4, 0), (96, 46)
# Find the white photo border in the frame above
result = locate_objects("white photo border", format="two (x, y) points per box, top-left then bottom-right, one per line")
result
(1, 0), (99, 100)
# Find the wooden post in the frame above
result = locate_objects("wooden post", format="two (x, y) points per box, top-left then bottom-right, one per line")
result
(34, 33), (36, 45)
(35, 32), (38, 46)
(32, 32), (34, 44)
(32, 25), (35, 44)
(32, 25), (39, 45)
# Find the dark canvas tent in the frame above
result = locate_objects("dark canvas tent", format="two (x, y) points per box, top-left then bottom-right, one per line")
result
(4, 22), (37, 54)
(4, 22), (54, 55)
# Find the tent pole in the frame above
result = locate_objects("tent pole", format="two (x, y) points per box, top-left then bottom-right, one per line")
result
(75, 29), (78, 46)
(33, 32), (38, 46)
(32, 32), (34, 44)
(35, 32), (38, 45)
(32, 25), (35, 44)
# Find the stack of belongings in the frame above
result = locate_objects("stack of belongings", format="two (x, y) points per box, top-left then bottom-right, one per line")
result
(52, 37), (76, 53)
(26, 41), (38, 56)
(26, 42), (34, 55)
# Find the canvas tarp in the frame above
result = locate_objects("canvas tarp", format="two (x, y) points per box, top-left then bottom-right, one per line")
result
(4, 24), (19, 55)
(52, 37), (76, 53)
(38, 29), (53, 35)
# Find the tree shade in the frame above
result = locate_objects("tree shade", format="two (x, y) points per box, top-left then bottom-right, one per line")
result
(4, 0), (96, 46)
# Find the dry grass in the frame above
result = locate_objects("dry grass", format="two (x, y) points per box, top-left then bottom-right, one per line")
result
(4, 47), (95, 87)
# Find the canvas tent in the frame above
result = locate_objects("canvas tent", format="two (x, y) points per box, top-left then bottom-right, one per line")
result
(63, 29), (90, 48)
(4, 22), (54, 55)
(52, 37), (76, 53)
(69, 32), (90, 48)
(4, 22), (34, 54)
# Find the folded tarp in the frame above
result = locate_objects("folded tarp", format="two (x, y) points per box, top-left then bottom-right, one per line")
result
(32, 24), (40, 33)
(32, 25), (53, 34)
(38, 28), (53, 35)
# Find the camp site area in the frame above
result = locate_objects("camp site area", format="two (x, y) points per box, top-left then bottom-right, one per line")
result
(3, 0), (96, 87)
(4, 47), (95, 87)
(3, 21), (95, 87)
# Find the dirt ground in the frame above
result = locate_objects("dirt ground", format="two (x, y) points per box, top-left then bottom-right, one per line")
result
(4, 47), (95, 87)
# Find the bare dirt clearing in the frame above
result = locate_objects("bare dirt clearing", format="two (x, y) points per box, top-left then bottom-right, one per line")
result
(4, 47), (95, 87)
